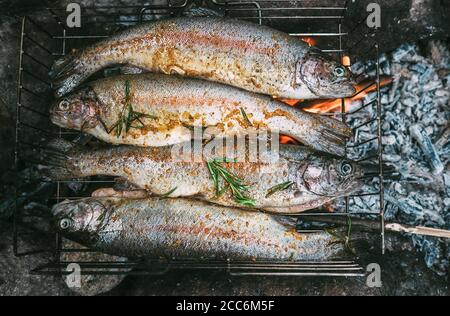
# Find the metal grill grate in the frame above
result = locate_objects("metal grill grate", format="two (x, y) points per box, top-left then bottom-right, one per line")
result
(14, 0), (384, 277)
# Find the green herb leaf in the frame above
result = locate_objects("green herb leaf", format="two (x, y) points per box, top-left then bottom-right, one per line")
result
(101, 81), (156, 137)
(324, 216), (356, 255)
(125, 79), (131, 100)
(207, 159), (256, 207)
(240, 107), (253, 127)
(266, 181), (295, 198)
(206, 161), (219, 194)
(158, 187), (178, 199)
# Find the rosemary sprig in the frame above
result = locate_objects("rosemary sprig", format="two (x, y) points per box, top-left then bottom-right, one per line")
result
(101, 80), (156, 137)
(206, 158), (256, 207)
(158, 187), (178, 199)
(125, 79), (131, 100)
(325, 216), (356, 255)
(240, 107), (253, 127)
(266, 181), (295, 198)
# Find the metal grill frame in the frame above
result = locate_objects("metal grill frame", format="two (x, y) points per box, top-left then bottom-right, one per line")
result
(14, 0), (385, 277)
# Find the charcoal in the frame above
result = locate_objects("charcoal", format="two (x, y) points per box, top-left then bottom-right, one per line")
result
(410, 124), (444, 175)
(333, 40), (450, 274)
(435, 126), (450, 150)
(350, 61), (366, 76)
(444, 198), (450, 207)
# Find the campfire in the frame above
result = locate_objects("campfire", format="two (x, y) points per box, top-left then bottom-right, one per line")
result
(299, 76), (394, 113)
(5, 1), (449, 295)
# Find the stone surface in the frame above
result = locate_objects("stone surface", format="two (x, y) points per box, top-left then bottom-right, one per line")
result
(60, 239), (129, 296)
(345, 0), (450, 59)
(0, 220), (72, 296)
(0, 15), (18, 196)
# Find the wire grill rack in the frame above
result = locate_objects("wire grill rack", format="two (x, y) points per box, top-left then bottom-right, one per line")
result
(14, 0), (385, 277)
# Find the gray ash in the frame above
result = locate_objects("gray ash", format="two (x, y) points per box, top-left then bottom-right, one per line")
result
(344, 41), (449, 274)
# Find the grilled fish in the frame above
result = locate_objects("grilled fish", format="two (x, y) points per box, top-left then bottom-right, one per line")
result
(50, 17), (355, 99)
(52, 197), (346, 261)
(44, 139), (363, 213)
(50, 73), (352, 156)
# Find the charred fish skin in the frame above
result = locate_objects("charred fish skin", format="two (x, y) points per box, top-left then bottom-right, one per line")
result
(50, 73), (352, 156)
(44, 139), (364, 213)
(50, 17), (355, 99)
(52, 197), (345, 261)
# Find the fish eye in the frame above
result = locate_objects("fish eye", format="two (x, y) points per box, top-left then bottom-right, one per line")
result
(333, 66), (346, 77)
(59, 218), (73, 230)
(59, 100), (70, 111)
(338, 160), (353, 176)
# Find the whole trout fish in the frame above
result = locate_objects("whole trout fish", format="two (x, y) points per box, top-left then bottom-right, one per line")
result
(50, 74), (352, 156)
(50, 17), (355, 99)
(52, 197), (346, 261)
(44, 139), (363, 213)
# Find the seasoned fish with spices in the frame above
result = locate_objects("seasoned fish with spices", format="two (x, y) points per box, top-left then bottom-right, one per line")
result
(44, 139), (363, 213)
(50, 74), (352, 156)
(50, 17), (355, 99)
(52, 197), (347, 261)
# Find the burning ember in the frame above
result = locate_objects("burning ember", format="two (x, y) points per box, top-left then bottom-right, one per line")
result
(281, 41), (449, 274)
(300, 37), (317, 47)
(298, 76), (393, 114)
(279, 135), (299, 145)
(342, 55), (351, 67)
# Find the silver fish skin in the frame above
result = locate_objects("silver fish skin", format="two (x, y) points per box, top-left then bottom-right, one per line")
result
(44, 139), (363, 213)
(50, 17), (355, 99)
(52, 197), (345, 261)
(50, 73), (352, 156)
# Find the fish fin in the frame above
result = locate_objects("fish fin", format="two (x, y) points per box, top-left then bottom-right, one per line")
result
(46, 138), (80, 153)
(264, 200), (331, 214)
(41, 139), (82, 180)
(271, 215), (298, 230)
(119, 65), (147, 75)
(92, 188), (118, 198)
(113, 178), (142, 191)
(50, 51), (87, 97)
(92, 188), (149, 199)
(296, 110), (353, 156)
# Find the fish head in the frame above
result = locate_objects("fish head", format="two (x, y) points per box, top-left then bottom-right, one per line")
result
(50, 87), (99, 131)
(52, 199), (109, 241)
(296, 49), (356, 99)
(301, 155), (363, 197)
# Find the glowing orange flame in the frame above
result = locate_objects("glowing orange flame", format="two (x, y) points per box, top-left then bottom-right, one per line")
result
(324, 202), (334, 213)
(301, 37), (317, 47)
(278, 77), (392, 145)
(279, 99), (301, 106)
(300, 76), (393, 114)
(342, 55), (351, 67)
(280, 135), (299, 145)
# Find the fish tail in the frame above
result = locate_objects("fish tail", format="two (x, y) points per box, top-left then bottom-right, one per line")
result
(41, 139), (82, 180)
(49, 51), (88, 97)
(292, 109), (353, 157)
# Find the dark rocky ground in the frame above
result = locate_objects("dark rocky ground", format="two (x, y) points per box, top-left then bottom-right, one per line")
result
(0, 0), (449, 296)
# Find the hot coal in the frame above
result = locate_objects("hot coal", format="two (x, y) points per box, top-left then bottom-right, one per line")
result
(337, 40), (449, 274)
